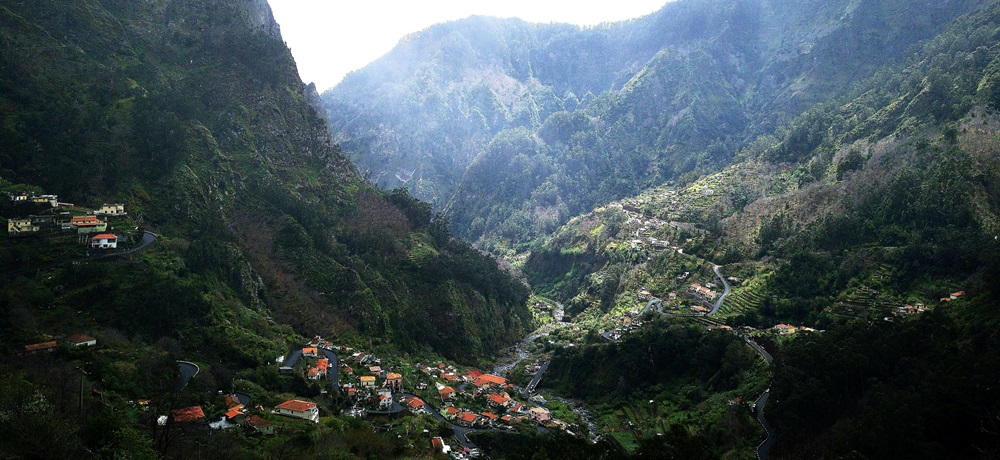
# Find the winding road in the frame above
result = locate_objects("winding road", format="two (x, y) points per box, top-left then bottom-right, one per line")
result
(174, 361), (199, 393)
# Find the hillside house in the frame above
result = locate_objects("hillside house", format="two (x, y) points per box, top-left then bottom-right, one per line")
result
(359, 375), (376, 388)
(487, 392), (511, 407)
(439, 386), (456, 401)
(404, 397), (425, 414)
(274, 399), (319, 423)
(443, 406), (460, 419)
(384, 372), (402, 391)
(95, 203), (125, 216)
(7, 219), (40, 235)
(69, 215), (107, 234)
(23, 340), (57, 354)
(528, 406), (551, 423)
(377, 389), (393, 410)
(67, 333), (97, 347)
(89, 233), (118, 249)
(456, 411), (478, 426)
(774, 324), (796, 335)
(225, 404), (247, 423)
(244, 415), (273, 435)
(302, 347), (318, 357)
(172, 406), (206, 424)
(431, 437), (451, 454)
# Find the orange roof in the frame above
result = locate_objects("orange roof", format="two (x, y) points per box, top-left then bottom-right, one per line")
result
(431, 437), (445, 450)
(317, 359), (329, 370)
(439, 386), (455, 395)
(481, 411), (498, 420)
(479, 374), (506, 385)
(307, 368), (319, 377)
(226, 404), (245, 419)
(457, 412), (478, 423)
(467, 369), (484, 378)
(91, 233), (117, 240)
(225, 394), (242, 407)
(302, 347), (317, 355)
(386, 372), (402, 380)
(360, 376), (375, 382)
(445, 406), (460, 415)
(70, 215), (102, 225)
(172, 405), (205, 423)
(24, 340), (57, 352)
(488, 393), (509, 405)
(952, 291), (966, 297)
(408, 398), (424, 409)
(275, 399), (316, 412)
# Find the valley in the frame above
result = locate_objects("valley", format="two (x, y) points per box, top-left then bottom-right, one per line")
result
(3, 0), (1000, 459)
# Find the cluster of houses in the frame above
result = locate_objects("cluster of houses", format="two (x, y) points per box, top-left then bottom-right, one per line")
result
(5, 191), (127, 249)
(689, 282), (719, 301)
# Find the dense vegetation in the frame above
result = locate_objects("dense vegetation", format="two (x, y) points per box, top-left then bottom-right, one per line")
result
(1, 1), (530, 456)
(323, 0), (981, 253)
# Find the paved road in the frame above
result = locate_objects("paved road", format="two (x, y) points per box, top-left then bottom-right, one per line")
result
(174, 361), (199, 393)
(754, 390), (776, 460)
(523, 360), (550, 397)
(745, 338), (773, 366)
(709, 264), (731, 315)
(405, 393), (510, 449)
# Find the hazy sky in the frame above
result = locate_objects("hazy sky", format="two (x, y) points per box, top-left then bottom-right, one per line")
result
(267, 1), (669, 91)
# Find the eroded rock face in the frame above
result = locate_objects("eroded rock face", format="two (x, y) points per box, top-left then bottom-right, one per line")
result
(242, 0), (281, 38)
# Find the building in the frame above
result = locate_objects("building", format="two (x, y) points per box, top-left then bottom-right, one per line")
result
(274, 399), (319, 423)
(67, 333), (97, 347)
(439, 386), (456, 401)
(302, 347), (318, 357)
(90, 233), (118, 249)
(773, 324), (797, 335)
(359, 375), (376, 388)
(431, 437), (451, 454)
(225, 404), (247, 423)
(172, 406), (206, 423)
(95, 203), (125, 216)
(23, 340), (57, 354)
(68, 215), (107, 234)
(384, 372), (402, 391)
(7, 219), (40, 235)
(457, 411), (478, 426)
(528, 407), (551, 423)
(244, 415), (274, 435)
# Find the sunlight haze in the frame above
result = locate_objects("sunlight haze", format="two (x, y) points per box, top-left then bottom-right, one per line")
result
(267, 0), (669, 91)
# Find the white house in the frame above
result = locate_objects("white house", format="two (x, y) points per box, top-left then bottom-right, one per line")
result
(90, 233), (118, 249)
(95, 203), (126, 216)
(273, 399), (319, 423)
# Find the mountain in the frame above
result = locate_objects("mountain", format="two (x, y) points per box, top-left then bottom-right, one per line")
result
(0, 0), (530, 369)
(322, 0), (983, 251)
(521, 3), (1000, 457)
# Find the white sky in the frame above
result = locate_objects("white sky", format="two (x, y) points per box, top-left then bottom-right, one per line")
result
(267, 1), (669, 91)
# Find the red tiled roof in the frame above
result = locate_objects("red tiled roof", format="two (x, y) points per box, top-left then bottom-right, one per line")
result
(481, 411), (498, 420)
(246, 415), (271, 428)
(91, 233), (117, 240)
(24, 341), (57, 352)
(457, 412), (478, 423)
(275, 399), (316, 412)
(172, 405), (205, 423)
(408, 398), (423, 409)
(488, 393), (509, 405)
(467, 369), (484, 378)
(439, 386), (455, 395)
(225, 394), (242, 407)
(317, 359), (329, 371)
(302, 347), (317, 355)
(385, 372), (402, 380)
(445, 406), (460, 415)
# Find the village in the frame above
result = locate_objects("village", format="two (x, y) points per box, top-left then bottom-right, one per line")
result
(4, 190), (132, 253)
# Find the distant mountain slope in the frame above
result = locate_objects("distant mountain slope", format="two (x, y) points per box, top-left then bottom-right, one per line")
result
(322, 0), (982, 251)
(0, 0), (530, 363)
